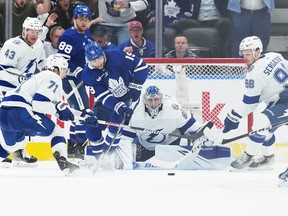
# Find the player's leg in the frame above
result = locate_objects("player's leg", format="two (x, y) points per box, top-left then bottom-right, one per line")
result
(63, 77), (90, 159)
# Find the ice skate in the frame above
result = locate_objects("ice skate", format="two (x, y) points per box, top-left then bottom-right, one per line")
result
(248, 154), (275, 170)
(230, 151), (253, 170)
(278, 168), (288, 187)
(1, 158), (12, 168)
(12, 149), (38, 167)
(53, 151), (79, 176)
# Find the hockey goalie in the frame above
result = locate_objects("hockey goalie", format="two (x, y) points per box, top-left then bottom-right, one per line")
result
(119, 85), (231, 170)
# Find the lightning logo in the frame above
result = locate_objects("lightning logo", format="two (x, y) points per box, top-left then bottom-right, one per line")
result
(33, 115), (46, 130)
(278, 109), (288, 119)
(140, 129), (167, 144)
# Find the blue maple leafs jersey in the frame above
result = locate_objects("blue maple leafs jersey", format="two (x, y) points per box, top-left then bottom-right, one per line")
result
(82, 49), (149, 110)
(57, 27), (93, 73)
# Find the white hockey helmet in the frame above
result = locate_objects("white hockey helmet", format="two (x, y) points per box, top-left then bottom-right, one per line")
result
(22, 17), (42, 31)
(46, 54), (69, 78)
(143, 85), (163, 118)
(239, 36), (263, 56)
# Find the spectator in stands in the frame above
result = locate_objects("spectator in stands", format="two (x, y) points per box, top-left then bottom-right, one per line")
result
(146, 0), (199, 33)
(0, 0), (51, 37)
(228, 0), (275, 57)
(165, 35), (198, 58)
(189, 0), (232, 58)
(118, 20), (155, 57)
(47, 0), (74, 30)
(90, 24), (117, 50)
(90, 0), (149, 45)
(0, 13), (4, 46)
(43, 25), (65, 57)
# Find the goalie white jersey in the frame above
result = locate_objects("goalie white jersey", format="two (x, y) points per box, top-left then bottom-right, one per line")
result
(0, 36), (46, 93)
(129, 98), (200, 151)
(1, 70), (63, 116)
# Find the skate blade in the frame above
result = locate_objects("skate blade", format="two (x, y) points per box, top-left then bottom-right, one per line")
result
(0, 162), (11, 168)
(278, 179), (288, 187)
(247, 166), (274, 171)
(13, 161), (38, 167)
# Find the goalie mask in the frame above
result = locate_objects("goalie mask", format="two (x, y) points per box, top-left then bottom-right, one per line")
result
(46, 54), (69, 79)
(143, 85), (163, 118)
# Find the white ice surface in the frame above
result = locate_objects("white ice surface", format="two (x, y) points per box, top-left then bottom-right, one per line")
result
(1, 161), (288, 216)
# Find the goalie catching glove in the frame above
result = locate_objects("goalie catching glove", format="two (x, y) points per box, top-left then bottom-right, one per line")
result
(55, 102), (74, 121)
(80, 109), (99, 128)
(223, 109), (242, 133)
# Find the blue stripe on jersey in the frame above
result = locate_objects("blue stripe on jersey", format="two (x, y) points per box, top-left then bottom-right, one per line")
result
(178, 117), (196, 133)
(243, 94), (260, 104)
(0, 80), (17, 88)
(33, 93), (51, 102)
(2, 95), (31, 105)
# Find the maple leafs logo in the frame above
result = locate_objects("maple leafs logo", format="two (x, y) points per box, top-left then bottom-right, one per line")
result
(105, 1), (120, 17)
(164, 0), (180, 18)
(108, 77), (128, 97)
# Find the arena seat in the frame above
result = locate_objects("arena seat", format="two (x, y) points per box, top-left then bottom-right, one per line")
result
(181, 27), (219, 57)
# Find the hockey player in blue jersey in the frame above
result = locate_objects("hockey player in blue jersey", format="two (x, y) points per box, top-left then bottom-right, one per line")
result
(57, 4), (93, 159)
(82, 42), (149, 165)
(0, 54), (98, 174)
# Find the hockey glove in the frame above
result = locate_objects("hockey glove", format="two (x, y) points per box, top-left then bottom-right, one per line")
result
(223, 109), (242, 133)
(114, 102), (133, 120)
(55, 102), (74, 121)
(128, 82), (142, 102)
(80, 109), (99, 128)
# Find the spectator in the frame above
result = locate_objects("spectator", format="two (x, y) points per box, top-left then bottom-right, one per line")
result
(228, 0), (275, 57)
(90, 0), (149, 45)
(47, 0), (74, 30)
(118, 20), (155, 57)
(43, 25), (65, 57)
(90, 24), (117, 50)
(146, 0), (198, 33)
(0, 0), (51, 37)
(189, 0), (232, 58)
(165, 35), (198, 58)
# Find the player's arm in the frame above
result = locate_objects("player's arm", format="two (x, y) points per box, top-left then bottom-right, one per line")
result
(124, 52), (149, 101)
(57, 34), (78, 73)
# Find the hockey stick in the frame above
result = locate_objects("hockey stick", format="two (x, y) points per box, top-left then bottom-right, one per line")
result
(65, 80), (84, 100)
(221, 119), (288, 144)
(96, 119), (211, 141)
(0, 65), (26, 79)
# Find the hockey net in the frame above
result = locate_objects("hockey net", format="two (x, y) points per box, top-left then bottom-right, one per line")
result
(143, 58), (248, 159)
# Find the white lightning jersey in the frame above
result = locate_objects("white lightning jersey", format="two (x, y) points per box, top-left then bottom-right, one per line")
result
(235, 52), (288, 117)
(129, 98), (200, 151)
(1, 70), (62, 116)
(0, 36), (46, 93)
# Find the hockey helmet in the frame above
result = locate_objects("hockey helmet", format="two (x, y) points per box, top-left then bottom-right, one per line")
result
(85, 42), (105, 62)
(143, 85), (163, 118)
(46, 54), (69, 78)
(239, 36), (263, 56)
(22, 17), (42, 31)
(73, 4), (91, 19)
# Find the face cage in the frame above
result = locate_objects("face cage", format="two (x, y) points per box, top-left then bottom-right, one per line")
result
(144, 97), (162, 118)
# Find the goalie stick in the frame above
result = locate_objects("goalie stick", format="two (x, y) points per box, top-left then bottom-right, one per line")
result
(221, 119), (288, 144)
(96, 120), (212, 141)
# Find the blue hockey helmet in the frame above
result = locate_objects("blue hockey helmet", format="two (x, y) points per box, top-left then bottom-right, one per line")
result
(85, 42), (105, 62)
(143, 85), (163, 118)
(73, 4), (91, 19)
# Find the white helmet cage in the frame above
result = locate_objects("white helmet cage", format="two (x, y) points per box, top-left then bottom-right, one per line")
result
(22, 17), (43, 32)
(239, 36), (263, 56)
(46, 54), (69, 77)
